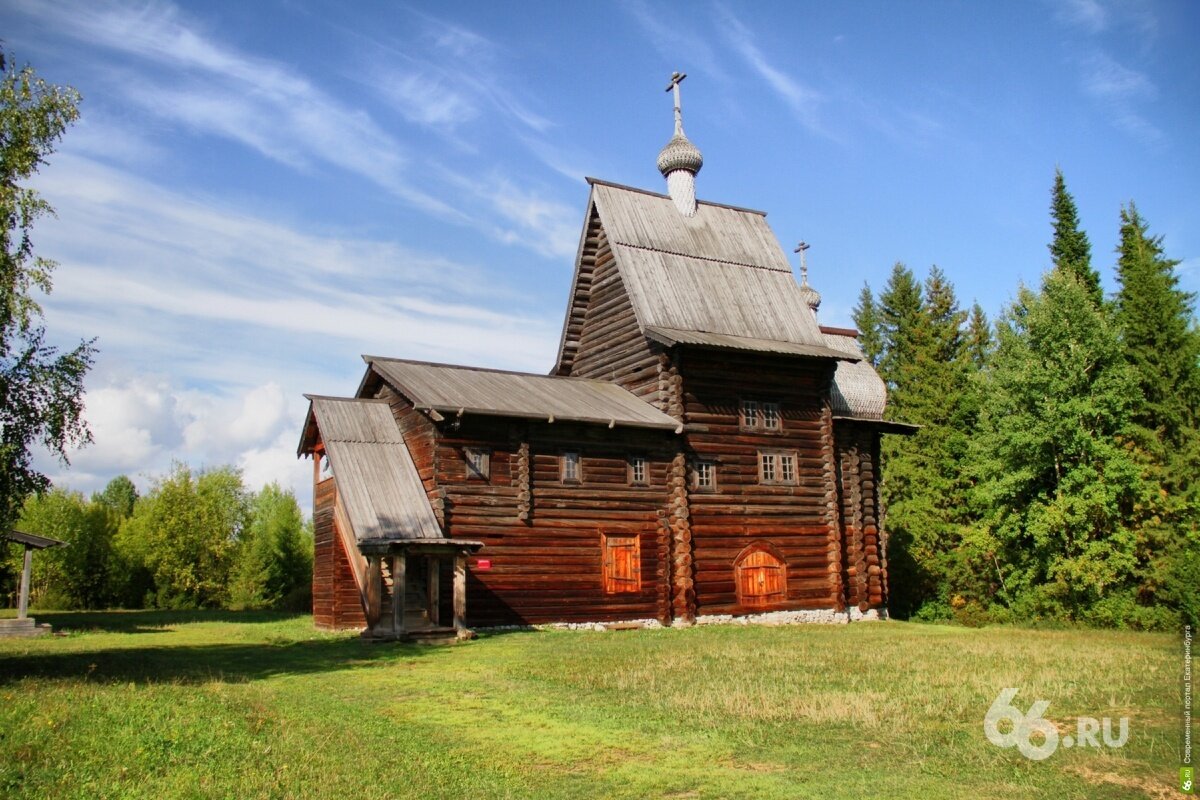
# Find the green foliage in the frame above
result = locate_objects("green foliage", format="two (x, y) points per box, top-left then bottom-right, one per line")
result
(971, 270), (1145, 615)
(1048, 168), (1102, 305)
(228, 483), (312, 610)
(116, 464), (250, 609)
(850, 282), (883, 366)
(9, 488), (117, 609)
(0, 49), (95, 531)
(965, 302), (992, 369)
(877, 262), (923, 392)
(92, 474), (138, 519)
(879, 266), (981, 616)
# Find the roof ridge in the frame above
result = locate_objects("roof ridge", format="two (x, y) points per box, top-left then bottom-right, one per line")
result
(362, 355), (628, 385)
(586, 177), (768, 216)
(611, 239), (792, 273)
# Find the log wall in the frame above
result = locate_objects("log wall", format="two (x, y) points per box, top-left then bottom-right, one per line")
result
(677, 349), (842, 616)
(312, 478), (367, 630)
(434, 415), (676, 626)
(835, 424), (886, 610)
(569, 223), (662, 403)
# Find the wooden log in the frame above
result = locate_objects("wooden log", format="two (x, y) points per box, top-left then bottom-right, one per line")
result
(392, 553), (406, 636)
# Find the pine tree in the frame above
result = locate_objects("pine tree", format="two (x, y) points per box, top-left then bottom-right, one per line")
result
(877, 262), (923, 401)
(1113, 202), (1200, 625)
(1114, 202), (1200, 451)
(1048, 168), (1103, 305)
(882, 267), (978, 616)
(851, 283), (884, 367)
(965, 303), (992, 369)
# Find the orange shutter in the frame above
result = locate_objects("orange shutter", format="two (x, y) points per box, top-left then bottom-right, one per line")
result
(736, 549), (787, 606)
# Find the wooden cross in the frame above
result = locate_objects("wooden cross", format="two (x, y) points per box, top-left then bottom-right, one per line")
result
(794, 241), (811, 282)
(665, 71), (687, 133)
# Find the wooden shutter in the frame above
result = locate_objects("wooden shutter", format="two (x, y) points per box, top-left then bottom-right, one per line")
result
(602, 533), (641, 594)
(735, 549), (787, 607)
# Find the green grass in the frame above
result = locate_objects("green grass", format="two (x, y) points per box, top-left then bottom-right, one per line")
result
(0, 611), (1186, 799)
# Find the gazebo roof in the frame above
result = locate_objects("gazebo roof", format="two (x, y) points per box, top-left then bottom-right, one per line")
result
(4, 529), (65, 549)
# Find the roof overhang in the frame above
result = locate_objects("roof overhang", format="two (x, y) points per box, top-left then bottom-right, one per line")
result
(357, 538), (484, 556)
(645, 326), (858, 361)
(4, 530), (66, 549)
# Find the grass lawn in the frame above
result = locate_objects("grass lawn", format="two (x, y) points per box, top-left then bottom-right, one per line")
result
(0, 611), (1186, 799)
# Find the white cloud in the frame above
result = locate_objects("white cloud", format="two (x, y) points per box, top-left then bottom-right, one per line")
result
(715, 4), (827, 138)
(1056, 0), (1108, 34)
(1078, 52), (1161, 143)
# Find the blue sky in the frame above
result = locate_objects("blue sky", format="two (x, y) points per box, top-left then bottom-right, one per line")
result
(5, 0), (1198, 513)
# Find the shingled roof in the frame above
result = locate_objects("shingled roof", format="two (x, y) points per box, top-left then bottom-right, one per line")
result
(364, 356), (683, 431)
(555, 179), (851, 371)
(301, 396), (444, 542)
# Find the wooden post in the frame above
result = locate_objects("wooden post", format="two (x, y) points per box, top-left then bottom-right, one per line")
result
(17, 545), (32, 620)
(365, 555), (382, 634)
(426, 556), (440, 625)
(391, 552), (406, 638)
(453, 552), (467, 636)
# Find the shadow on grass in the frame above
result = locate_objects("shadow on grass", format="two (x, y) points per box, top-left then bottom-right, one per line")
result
(0, 609), (465, 685)
(27, 609), (308, 634)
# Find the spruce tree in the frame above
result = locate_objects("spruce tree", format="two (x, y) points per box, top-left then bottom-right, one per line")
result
(877, 262), (923, 401)
(1113, 202), (1200, 625)
(851, 283), (884, 367)
(883, 267), (977, 616)
(965, 303), (992, 369)
(1048, 168), (1103, 305)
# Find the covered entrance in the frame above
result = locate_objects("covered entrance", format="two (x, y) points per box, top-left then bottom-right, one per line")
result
(359, 539), (482, 642)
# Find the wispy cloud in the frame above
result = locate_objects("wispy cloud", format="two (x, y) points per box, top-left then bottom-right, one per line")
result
(713, 4), (828, 138)
(621, 0), (731, 87)
(1078, 51), (1161, 143)
(1056, 0), (1108, 34)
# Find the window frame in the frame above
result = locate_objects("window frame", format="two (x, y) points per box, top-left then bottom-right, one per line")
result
(464, 447), (491, 480)
(628, 455), (648, 486)
(693, 459), (717, 492)
(561, 451), (582, 484)
(758, 450), (799, 486)
(741, 398), (782, 433)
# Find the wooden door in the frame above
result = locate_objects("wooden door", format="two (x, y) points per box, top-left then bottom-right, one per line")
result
(602, 534), (641, 594)
(735, 549), (787, 607)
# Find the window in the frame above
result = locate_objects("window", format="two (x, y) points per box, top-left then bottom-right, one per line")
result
(759, 451), (798, 485)
(780, 453), (796, 484)
(740, 400), (759, 429)
(601, 533), (641, 593)
(561, 451), (581, 483)
(741, 399), (782, 432)
(694, 460), (716, 491)
(465, 447), (490, 480)
(319, 453), (333, 481)
(629, 455), (648, 485)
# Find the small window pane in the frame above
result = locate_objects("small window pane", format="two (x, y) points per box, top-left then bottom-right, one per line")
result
(780, 453), (795, 483)
(760, 452), (777, 483)
(630, 456), (647, 485)
(562, 452), (580, 482)
(740, 400), (759, 428)
(466, 448), (490, 479)
(763, 403), (780, 430)
(695, 460), (716, 490)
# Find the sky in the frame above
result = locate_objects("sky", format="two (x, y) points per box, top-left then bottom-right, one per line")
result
(4, 0), (1198, 515)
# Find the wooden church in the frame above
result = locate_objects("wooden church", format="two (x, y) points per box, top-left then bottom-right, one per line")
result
(298, 75), (914, 639)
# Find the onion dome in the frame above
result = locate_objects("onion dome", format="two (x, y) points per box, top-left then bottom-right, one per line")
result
(657, 132), (704, 177)
(798, 274), (822, 313)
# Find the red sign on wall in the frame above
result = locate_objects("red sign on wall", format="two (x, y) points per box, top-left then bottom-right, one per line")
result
(475, 559), (492, 571)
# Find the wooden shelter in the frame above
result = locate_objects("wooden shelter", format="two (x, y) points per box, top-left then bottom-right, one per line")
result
(298, 83), (914, 636)
(1, 530), (64, 638)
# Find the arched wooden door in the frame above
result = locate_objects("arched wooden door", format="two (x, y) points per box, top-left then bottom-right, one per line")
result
(735, 547), (787, 607)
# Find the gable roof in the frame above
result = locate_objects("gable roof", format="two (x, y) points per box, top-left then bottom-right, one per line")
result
(554, 179), (849, 371)
(364, 356), (682, 431)
(304, 396), (444, 542)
